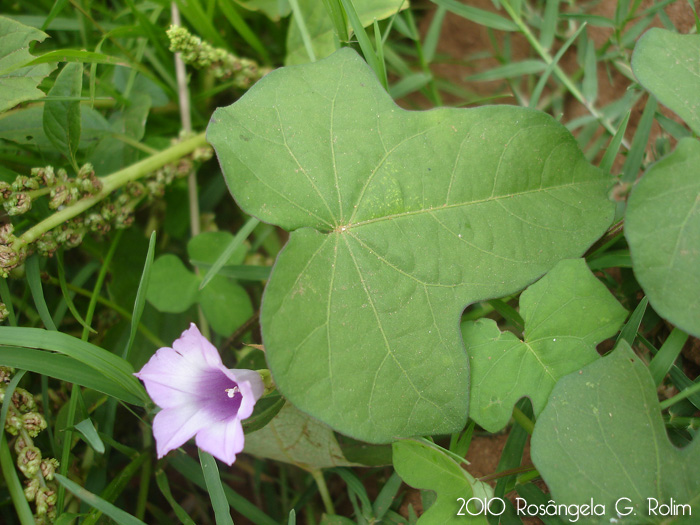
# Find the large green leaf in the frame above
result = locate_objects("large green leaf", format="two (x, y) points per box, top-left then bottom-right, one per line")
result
(532, 342), (700, 523)
(147, 254), (199, 313)
(243, 403), (359, 469)
(207, 48), (614, 443)
(285, 0), (408, 65)
(392, 439), (492, 524)
(43, 61), (83, 166)
(632, 29), (700, 135)
(463, 259), (627, 432)
(625, 138), (700, 338)
(0, 16), (55, 113)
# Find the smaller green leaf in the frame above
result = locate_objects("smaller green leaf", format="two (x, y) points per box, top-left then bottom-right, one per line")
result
(198, 275), (253, 336)
(626, 138), (700, 338)
(43, 62), (83, 167)
(146, 254), (199, 313)
(392, 439), (492, 524)
(531, 342), (700, 521)
(75, 419), (106, 454)
(632, 28), (700, 135)
(464, 259), (627, 432)
(0, 16), (56, 112)
(243, 403), (359, 468)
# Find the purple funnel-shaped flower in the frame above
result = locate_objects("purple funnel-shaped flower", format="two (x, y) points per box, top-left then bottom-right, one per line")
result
(135, 323), (263, 465)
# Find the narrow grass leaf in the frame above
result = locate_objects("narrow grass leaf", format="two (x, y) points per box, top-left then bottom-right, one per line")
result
(82, 451), (149, 525)
(198, 449), (234, 525)
(25, 255), (57, 331)
(655, 112), (691, 140)
(340, 0), (386, 89)
(124, 231), (156, 361)
(216, 0), (270, 62)
(582, 38), (598, 104)
(190, 262), (271, 281)
(289, 0), (317, 62)
(599, 111), (630, 174)
(41, 0), (70, 31)
(0, 327), (147, 403)
(615, 296), (647, 348)
(621, 95), (657, 183)
(372, 471), (402, 519)
(56, 251), (95, 333)
(155, 470), (197, 525)
(540, 0), (559, 50)
(514, 483), (565, 525)
(432, 0), (517, 31)
(170, 454), (278, 525)
(55, 473), (147, 525)
(288, 509), (297, 525)
(649, 328), (689, 386)
(373, 19), (388, 90)
(200, 217), (258, 290)
(530, 23), (587, 108)
(0, 276), (17, 326)
(423, 5), (446, 63)
(173, 0), (227, 49)
(388, 72), (431, 99)
(0, 347), (144, 405)
(1, 435), (34, 525)
(466, 60), (546, 81)
(75, 418), (106, 453)
(561, 13), (615, 27)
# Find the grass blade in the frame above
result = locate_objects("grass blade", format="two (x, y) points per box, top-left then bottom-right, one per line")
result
(615, 296), (647, 348)
(0, 347), (144, 405)
(200, 217), (259, 290)
(55, 473), (147, 525)
(600, 111), (630, 174)
(25, 255), (57, 330)
(649, 328), (689, 386)
(56, 251), (95, 333)
(339, 0), (387, 89)
(155, 470), (197, 525)
(198, 449), (234, 525)
(432, 0), (517, 31)
(124, 231), (156, 362)
(288, 0), (317, 62)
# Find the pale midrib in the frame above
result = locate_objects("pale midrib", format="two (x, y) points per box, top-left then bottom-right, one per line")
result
(337, 179), (600, 232)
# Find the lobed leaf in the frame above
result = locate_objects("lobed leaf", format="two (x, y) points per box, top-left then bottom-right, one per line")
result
(632, 29), (700, 135)
(0, 16), (56, 112)
(463, 259), (627, 432)
(208, 48), (615, 443)
(625, 138), (700, 338)
(392, 439), (492, 524)
(532, 342), (700, 522)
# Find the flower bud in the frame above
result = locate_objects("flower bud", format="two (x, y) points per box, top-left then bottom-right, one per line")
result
(24, 478), (40, 501)
(22, 412), (47, 437)
(12, 387), (36, 412)
(40, 458), (59, 481)
(17, 445), (42, 477)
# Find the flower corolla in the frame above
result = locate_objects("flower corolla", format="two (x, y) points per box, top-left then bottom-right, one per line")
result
(135, 323), (263, 465)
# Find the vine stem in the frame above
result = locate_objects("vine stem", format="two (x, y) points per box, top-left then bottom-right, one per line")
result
(309, 468), (335, 516)
(14, 132), (208, 250)
(500, 0), (630, 150)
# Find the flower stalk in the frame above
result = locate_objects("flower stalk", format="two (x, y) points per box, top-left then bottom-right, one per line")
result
(14, 132), (208, 250)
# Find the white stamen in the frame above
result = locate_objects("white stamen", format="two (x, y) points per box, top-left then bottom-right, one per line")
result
(225, 386), (240, 398)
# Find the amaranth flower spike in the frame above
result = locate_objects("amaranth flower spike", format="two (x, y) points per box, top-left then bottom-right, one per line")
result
(135, 323), (263, 465)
